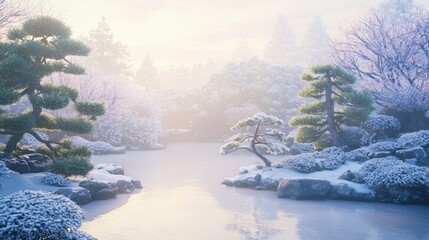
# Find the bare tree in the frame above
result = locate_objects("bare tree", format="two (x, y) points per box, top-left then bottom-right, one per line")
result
(0, 0), (32, 36)
(333, 2), (429, 112)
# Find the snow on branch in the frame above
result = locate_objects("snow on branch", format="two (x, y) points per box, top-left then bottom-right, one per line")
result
(231, 112), (283, 131)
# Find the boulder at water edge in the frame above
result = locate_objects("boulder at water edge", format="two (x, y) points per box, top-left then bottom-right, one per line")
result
(277, 179), (331, 199)
(79, 180), (118, 200)
(55, 187), (92, 205)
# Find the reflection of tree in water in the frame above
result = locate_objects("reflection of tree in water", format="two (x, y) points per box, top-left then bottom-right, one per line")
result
(225, 211), (283, 240)
(223, 192), (298, 240)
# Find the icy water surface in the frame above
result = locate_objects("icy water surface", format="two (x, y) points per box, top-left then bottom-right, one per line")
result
(81, 143), (429, 240)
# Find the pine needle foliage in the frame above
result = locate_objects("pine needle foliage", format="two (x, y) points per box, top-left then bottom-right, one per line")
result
(0, 16), (105, 154)
(290, 65), (373, 150)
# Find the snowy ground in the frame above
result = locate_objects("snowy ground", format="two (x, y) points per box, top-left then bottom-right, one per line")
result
(225, 161), (373, 194)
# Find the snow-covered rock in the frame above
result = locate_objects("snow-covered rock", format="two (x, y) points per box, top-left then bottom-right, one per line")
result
(21, 153), (52, 172)
(0, 190), (93, 239)
(117, 179), (136, 193)
(395, 146), (427, 161)
(1, 157), (31, 173)
(40, 173), (70, 187)
(397, 130), (429, 148)
(55, 187), (92, 205)
(277, 179), (331, 199)
(328, 183), (376, 201)
(275, 147), (345, 173)
(1, 153), (52, 173)
(339, 126), (370, 149)
(288, 143), (314, 155)
(78, 180), (118, 200)
(94, 163), (124, 175)
(70, 136), (126, 155)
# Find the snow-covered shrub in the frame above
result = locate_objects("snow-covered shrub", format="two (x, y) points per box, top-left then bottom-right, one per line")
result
(0, 190), (94, 239)
(367, 141), (401, 152)
(363, 115), (401, 137)
(0, 161), (14, 179)
(92, 97), (162, 149)
(397, 130), (429, 148)
(275, 147), (345, 173)
(40, 173), (71, 187)
(359, 157), (429, 189)
(342, 148), (369, 162)
(71, 136), (126, 155)
(358, 156), (403, 179)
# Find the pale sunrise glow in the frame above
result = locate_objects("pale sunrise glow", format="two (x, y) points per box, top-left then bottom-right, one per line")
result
(43, 0), (429, 68)
(1, 1), (429, 239)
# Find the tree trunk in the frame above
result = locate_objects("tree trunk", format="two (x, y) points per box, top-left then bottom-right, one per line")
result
(325, 77), (341, 146)
(251, 124), (272, 167)
(4, 133), (24, 154)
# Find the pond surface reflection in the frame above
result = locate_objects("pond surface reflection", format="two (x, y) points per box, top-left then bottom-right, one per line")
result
(81, 143), (429, 240)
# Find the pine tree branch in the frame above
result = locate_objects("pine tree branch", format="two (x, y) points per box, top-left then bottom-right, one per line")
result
(238, 147), (254, 153)
(27, 130), (59, 154)
(238, 135), (253, 143)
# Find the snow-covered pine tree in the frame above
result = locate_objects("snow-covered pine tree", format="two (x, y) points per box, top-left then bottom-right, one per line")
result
(264, 14), (296, 65)
(86, 17), (132, 77)
(300, 16), (330, 67)
(135, 55), (157, 89)
(220, 113), (287, 167)
(0, 16), (105, 154)
(289, 65), (373, 150)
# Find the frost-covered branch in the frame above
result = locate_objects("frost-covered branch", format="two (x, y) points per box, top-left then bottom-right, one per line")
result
(221, 112), (287, 166)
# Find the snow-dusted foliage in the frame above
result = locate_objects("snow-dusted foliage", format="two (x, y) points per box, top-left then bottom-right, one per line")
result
(358, 157), (429, 189)
(221, 113), (287, 166)
(363, 115), (401, 140)
(342, 148), (370, 162)
(333, 1), (429, 112)
(397, 130), (429, 148)
(92, 96), (162, 149)
(231, 113), (283, 130)
(363, 115), (401, 133)
(367, 141), (401, 152)
(71, 136), (126, 154)
(0, 190), (93, 239)
(275, 147), (345, 173)
(0, 161), (14, 179)
(220, 141), (241, 155)
(40, 173), (71, 187)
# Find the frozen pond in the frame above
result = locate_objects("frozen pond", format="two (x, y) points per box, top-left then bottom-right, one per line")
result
(81, 143), (429, 240)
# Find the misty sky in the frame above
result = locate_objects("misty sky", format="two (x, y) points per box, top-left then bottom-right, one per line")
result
(45, 0), (429, 69)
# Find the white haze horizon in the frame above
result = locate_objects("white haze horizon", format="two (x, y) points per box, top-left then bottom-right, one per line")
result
(44, 0), (429, 70)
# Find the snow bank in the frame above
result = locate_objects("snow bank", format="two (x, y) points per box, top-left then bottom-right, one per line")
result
(224, 161), (371, 194)
(274, 147), (345, 173)
(71, 136), (126, 155)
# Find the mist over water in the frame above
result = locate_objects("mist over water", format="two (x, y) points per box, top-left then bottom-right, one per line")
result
(81, 143), (429, 240)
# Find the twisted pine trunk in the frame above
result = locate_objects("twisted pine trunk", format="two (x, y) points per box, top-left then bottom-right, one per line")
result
(251, 124), (272, 167)
(5, 133), (24, 154)
(325, 76), (341, 146)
